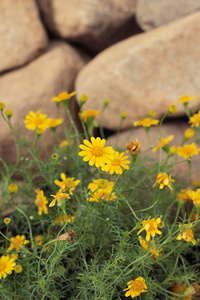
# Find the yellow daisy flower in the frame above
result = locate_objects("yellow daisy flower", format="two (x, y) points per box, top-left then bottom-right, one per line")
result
(24, 110), (51, 131)
(101, 151), (130, 175)
(176, 224), (196, 245)
(152, 135), (174, 152)
(123, 277), (147, 298)
(87, 189), (116, 202)
(35, 235), (44, 246)
(138, 236), (162, 259)
(9, 183), (18, 193)
(59, 140), (70, 149)
(88, 179), (114, 193)
(53, 215), (75, 225)
(8, 235), (29, 251)
(47, 118), (64, 128)
(5, 109), (13, 117)
(184, 128), (195, 140)
(79, 109), (100, 123)
(134, 117), (159, 128)
(0, 255), (16, 279)
(168, 105), (177, 114)
(14, 265), (23, 273)
(153, 172), (175, 191)
(186, 189), (200, 206)
(174, 95), (197, 104)
(54, 174), (80, 195)
(176, 143), (200, 159)
(137, 217), (162, 241)
(79, 137), (114, 168)
(49, 190), (70, 207)
(35, 189), (48, 215)
(0, 102), (5, 110)
(52, 91), (76, 102)
(126, 139), (141, 156)
(176, 189), (192, 202)
(189, 110), (200, 127)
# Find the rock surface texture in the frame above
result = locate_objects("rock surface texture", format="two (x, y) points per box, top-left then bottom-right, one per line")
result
(0, 0), (48, 73)
(76, 12), (200, 130)
(37, 0), (140, 51)
(0, 41), (89, 163)
(136, 0), (200, 31)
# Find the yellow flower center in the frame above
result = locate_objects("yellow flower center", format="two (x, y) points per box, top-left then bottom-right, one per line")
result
(112, 159), (121, 166)
(144, 220), (156, 231)
(131, 281), (144, 292)
(67, 180), (75, 188)
(99, 180), (108, 188)
(91, 146), (103, 157)
(0, 262), (6, 271)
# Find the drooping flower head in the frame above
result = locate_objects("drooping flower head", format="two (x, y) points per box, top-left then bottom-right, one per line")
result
(79, 137), (114, 168)
(87, 189), (116, 202)
(134, 117), (159, 128)
(126, 139), (141, 156)
(53, 215), (75, 225)
(47, 118), (64, 128)
(176, 143), (200, 159)
(101, 151), (130, 175)
(54, 174), (80, 195)
(49, 190), (70, 207)
(176, 224), (196, 245)
(137, 217), (163, 241)
(52, 91), (76, 102)
(123, 277), (147, 298)
(24, 110), (51, 131)
(138, 236), (162, 259)
(8, 235), (29, 251)
(79, 109), (100, 123)
(153, 172), (175, 191)
(0, 255), (16, 279)
(35, 189), (48, 215)
(153, 135), (174, 152)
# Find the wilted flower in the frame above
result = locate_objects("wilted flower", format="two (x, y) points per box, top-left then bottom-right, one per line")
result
(126, 139), (141, 156)
(137, 217), (163, 241)
(176, 224), (196, 245)
(153, 172), (175, 191)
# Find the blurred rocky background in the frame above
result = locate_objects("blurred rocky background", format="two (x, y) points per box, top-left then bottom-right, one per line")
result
(1, 0), (200, 177)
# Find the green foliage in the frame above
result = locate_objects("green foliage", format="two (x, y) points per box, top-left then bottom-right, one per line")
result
(0, 97), (200, 299)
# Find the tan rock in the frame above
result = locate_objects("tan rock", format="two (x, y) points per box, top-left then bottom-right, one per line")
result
(37, 0), (140, 51)
(136, 0), (200, 31)
(107, 120), (200, 181)
(0, 41), (90, 163)
(0, 0), (48, 73)
(76, 12), (200, 130)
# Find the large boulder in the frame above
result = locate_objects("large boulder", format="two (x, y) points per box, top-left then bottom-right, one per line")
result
(136, 0), (200, 31)
(0, 0), (48, 73)
(0, 41), (90, 163)
(76, 12), (200, 130)
(37, 0), (140, 52)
